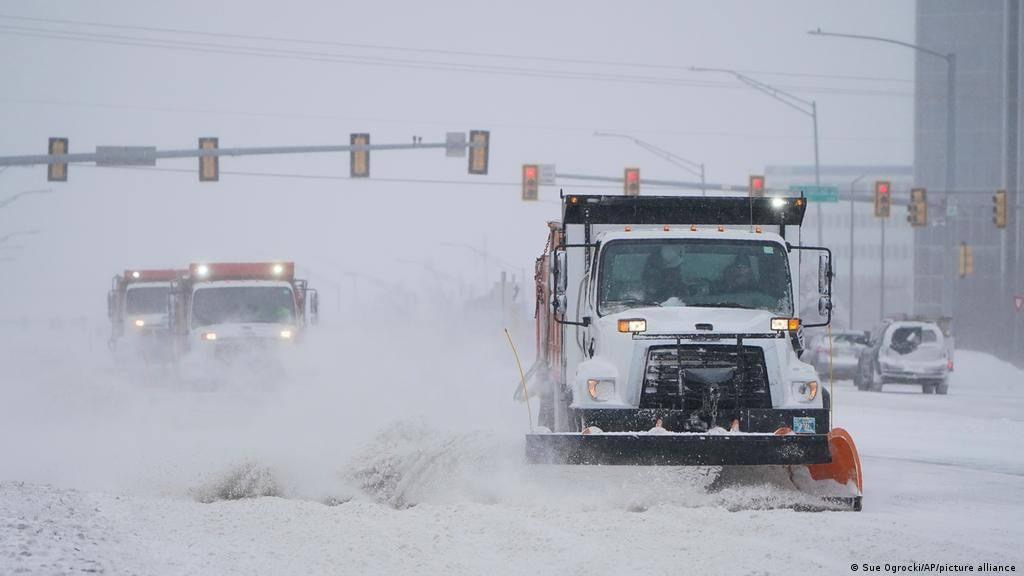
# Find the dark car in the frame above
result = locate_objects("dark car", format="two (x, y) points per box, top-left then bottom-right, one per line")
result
(804, 330), (870, 380)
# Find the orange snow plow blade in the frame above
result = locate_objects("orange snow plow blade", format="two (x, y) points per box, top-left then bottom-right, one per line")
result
(806, 427), (863, 496)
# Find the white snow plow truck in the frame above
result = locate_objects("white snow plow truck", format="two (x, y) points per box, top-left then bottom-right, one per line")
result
(108, 268), (180, 364)
(522, 193), (863, 510)
(169, 262), (318, 375)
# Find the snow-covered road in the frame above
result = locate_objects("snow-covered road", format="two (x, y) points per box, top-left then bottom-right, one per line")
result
(1, 325), (1022, 575)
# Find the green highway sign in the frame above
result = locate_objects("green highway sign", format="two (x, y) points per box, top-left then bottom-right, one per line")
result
(789, 184), (839, 203)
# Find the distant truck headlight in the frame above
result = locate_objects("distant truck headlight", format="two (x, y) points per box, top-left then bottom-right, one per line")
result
(279, 329), (293, 339)
(133, 319), (145, 328)
(792, 380), (818, 402)
(617, 319), (647, 333)
(587, 378), (616, 402)
(201, 332), (217, 341)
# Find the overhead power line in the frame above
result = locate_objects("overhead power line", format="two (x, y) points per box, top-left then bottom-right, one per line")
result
(0, 23), (917, 99)
(0, 13), (914, 85)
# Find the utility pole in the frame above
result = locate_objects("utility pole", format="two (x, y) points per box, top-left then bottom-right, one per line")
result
(849, 173), (869, 328)
(880, 217), (887, 321)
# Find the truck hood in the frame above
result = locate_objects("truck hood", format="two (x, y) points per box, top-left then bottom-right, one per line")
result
(599, 306), (778, 335)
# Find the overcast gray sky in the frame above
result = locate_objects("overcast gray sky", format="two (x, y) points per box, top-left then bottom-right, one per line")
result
(0, 0), (915, 318)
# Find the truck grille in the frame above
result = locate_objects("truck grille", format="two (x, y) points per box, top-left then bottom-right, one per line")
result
(640, 344), (772, 410)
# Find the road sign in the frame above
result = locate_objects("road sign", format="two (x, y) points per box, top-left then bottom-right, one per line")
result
(445, 132), (466, 157)
(538, 164), (556, 185)
(95, 146), (157, 166)
(789, 184), (839, 203)
(1015, 295), (1024, 313)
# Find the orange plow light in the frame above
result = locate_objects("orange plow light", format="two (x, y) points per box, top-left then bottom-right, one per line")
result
(807, 427), (863, 496)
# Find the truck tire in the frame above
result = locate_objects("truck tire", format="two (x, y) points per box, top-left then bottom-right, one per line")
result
(922, 383), (935, 394)
(936, 382), (949, 395)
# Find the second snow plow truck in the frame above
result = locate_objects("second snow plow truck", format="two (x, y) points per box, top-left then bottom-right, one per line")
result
(521, 193), (863, 510)
(169, 262), (318, 379)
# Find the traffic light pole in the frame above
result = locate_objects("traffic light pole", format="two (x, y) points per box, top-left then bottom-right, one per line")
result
(880, 216), (887, 322)
(849, 173), (869, 328)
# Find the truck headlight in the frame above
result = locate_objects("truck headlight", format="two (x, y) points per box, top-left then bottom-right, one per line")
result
(202, 332), (217, 341)
(133, 319), (145, 328)
(771, 317), (800, 331)
(792, 380), (818, 402)
(587, 378), (615, 402)
(279, 329), (293, 339)
(617, 319), (647, 333)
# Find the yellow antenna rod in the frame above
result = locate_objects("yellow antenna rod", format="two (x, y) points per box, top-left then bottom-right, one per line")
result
(504, 328), (534, 432)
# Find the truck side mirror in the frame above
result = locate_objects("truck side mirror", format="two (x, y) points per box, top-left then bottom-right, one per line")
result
(309, 290), (320, 325)
(554, 251), (568, 296)
(818, 295), (832, 317)
(817, 253), (832, 295)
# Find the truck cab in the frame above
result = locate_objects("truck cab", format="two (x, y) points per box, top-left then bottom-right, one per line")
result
(169, 262), (318, 371)
(108, 269), (179, 363)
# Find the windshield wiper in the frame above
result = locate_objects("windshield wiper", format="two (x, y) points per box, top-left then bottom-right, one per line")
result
(606, 299), (662, 308)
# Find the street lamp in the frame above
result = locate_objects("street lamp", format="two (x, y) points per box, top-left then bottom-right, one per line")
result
(689, 67), (822, 242)
(593, 132), (707, 196)
(0, 189), (53, 209)
(809, 27), (957, 317)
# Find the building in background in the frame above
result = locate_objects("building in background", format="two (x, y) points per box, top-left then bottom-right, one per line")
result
(915, 1), (1022, 363)
(767, 165), (913, 331)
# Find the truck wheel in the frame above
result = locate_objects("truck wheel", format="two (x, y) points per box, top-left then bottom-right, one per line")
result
(922, 383), (935, 394)
(936, 382), (949, 395)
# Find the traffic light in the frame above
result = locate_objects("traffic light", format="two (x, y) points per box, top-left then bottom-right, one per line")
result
(198, 137), (218, 182)
(993, 189), (1007, 229)
(47, 137), (68, 182)
(624, 168), (640, 196)
(874, 181), (891, 218)
(350, 133), (370, 178)
(468, 130), (489, 175)
(958, 242), (974, 278)
(907, 187), (927, 227)
(522, 164), (539, 201)
(749, 175), (765, 198)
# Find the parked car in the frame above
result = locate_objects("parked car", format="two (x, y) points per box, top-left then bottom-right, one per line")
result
(854, 320), (951, 394)
(804, 329), (870, 380)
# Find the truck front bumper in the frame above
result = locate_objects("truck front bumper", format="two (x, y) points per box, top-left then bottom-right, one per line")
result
(525, 432), (831, 466)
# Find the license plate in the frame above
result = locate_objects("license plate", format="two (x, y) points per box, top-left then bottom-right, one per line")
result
(792, 417), (816, 434)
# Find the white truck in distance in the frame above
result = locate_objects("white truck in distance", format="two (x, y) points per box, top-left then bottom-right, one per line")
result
(107, 269), (180, 364)
(524, 193), (863, 509)
(169, 262), (318, 374)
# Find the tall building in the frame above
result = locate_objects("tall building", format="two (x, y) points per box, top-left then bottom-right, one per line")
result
(915, 0), (1022, 362)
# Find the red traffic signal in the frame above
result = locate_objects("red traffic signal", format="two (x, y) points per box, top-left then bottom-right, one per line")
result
(749, 175), (765, 197)
(522, 164), (539, 201)
(874, 180), (891, 218)
(624, 167), (640, 196)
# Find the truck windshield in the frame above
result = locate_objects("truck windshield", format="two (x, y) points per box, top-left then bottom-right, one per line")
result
(125, 286), (169, 315)
(192, 286), (296, 327)
(598, 239), (794, 316)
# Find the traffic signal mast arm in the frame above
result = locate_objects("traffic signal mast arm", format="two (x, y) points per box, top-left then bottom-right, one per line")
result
(0, 135), (490, 168)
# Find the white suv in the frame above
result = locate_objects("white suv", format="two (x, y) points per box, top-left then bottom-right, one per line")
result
(855, 320), (951, 394)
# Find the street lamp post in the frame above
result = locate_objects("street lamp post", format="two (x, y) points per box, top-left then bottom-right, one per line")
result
(849, 173), (869, 328)
(809, 28), (957, 318)
(690, 67), (822, 242)
(593, 132), (707, 195)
